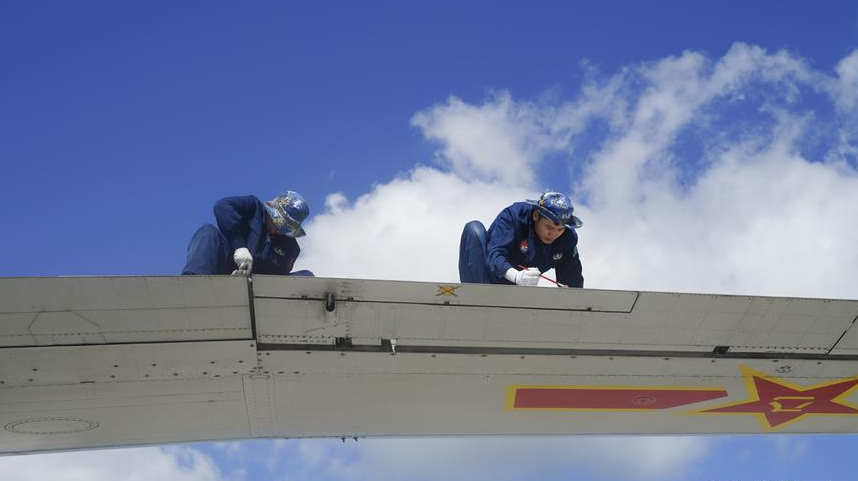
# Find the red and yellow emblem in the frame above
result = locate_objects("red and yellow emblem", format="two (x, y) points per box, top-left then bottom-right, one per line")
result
(699, 365), (858, 430)
(507, 366), (858, 431)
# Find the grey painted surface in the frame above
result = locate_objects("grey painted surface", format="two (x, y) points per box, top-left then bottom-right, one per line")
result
(1, 275), (857, 454)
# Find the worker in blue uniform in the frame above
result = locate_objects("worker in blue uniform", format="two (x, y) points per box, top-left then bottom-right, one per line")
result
(458, 192), (583, 287)
(182, 192), (313, 277)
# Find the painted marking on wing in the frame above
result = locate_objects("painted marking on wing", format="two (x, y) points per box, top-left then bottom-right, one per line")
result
(506, 385), (728, 411)
(698, 365), (858, 431)
(435, 285), (461, 297)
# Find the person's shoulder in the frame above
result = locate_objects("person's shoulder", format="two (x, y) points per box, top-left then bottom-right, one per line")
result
(507, 201), (533, 217)
(560, 228), (579, 247)
(217, 194), (260, 203)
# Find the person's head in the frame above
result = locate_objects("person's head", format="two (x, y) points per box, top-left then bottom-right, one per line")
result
(263, 191), (309, 238)
(526, 192), (582, 244)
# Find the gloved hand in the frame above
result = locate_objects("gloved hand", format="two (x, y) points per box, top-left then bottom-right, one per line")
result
(232, 247), (253, 276)
(505, 267), (541, 286)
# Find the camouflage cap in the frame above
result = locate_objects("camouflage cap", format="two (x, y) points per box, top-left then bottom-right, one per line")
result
(525, 192), (583, 229)
(264, 191), (309, 238)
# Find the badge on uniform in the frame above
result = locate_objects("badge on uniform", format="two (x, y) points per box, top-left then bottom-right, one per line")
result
(520, 240), (529, 254)
(552, 252), (563, 261)
(274, 246), (286, 256)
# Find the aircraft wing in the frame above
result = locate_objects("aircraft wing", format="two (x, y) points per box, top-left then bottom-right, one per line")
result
(2, 275), (858, 454)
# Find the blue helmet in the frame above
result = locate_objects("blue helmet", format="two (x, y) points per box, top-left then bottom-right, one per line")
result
(526, 192), (583, 229)
(264, 191), (309, 238)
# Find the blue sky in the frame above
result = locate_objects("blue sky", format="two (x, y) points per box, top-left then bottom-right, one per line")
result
(2, 1), (858, 480)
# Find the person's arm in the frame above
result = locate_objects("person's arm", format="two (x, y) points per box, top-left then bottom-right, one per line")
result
(280, 241), (299, 275)
(213, 196), (259, 252)
(485, 208), (518, 281)
(556, 239), (584, 288)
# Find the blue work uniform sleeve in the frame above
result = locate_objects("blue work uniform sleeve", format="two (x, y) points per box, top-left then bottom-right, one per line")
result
(255, 238), (300, 275)
(485, 207), (517, 280)
(213, 196), (262, 253)
(556, 243), (584, 288)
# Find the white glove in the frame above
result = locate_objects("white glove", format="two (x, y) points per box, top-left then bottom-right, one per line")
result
(232, 247), (253, 276)
(505, 267), (541, 286)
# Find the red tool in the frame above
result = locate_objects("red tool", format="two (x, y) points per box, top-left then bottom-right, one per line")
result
(516, 264), (568, 288)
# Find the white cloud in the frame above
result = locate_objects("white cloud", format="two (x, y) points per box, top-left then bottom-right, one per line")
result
(297, 167), (532, 281)
(0, 446), (223, 481)
(834, 49), (858, 112)
(410, 92), (569, 187)
(280, 436), (709, 481)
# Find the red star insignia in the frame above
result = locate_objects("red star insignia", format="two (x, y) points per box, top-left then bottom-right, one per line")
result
(700, 366), (858, 430)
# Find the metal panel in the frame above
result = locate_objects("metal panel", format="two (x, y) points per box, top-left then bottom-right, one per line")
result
(257, 350), (858, 436)
(252, 278), (858, 354)
(254, 298), (349, 345)
(243, 374), (278, 437)
(830, 317), (858, 355)
(0, 341), (259, 387)
(629, 293), (858, 354)
(252, 275), (638, 311)
(0, 339), (260, 454)
(0, 277), (251, 347)
(0, 378), (251, 454)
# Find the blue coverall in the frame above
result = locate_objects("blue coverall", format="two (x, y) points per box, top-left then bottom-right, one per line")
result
(458, 202), (583, 287)
(182, 195), (313, 276)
